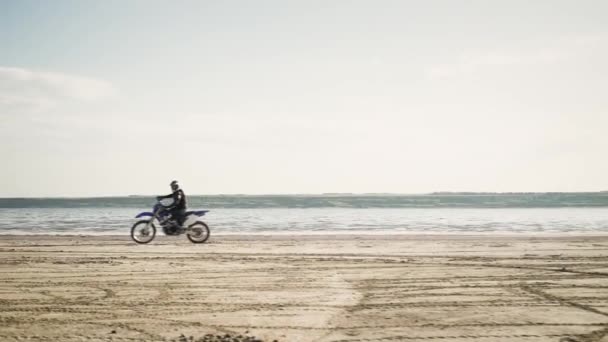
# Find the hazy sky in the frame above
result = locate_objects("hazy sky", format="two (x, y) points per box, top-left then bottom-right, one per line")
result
(1, 0), (607, 196)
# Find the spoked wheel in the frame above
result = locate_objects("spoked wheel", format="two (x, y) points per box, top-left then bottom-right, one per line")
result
(186, 221), (210, 243)
(131, 220), (156, 244)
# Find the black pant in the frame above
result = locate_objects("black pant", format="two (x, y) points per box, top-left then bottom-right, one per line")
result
(170, 208), (186, 226)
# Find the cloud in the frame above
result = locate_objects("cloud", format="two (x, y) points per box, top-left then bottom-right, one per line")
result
(426, 34), (607, 79)
(0, 66), (116, 111)
(427, 50), (567, 79)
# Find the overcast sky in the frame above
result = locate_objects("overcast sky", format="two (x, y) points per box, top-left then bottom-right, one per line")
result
(1, 0), (607, 197)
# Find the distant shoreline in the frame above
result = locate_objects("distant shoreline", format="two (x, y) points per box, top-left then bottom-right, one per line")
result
(2, 193), (608, 209)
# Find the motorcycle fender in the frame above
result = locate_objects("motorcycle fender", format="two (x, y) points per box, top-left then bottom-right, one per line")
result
(135, 212), (154, 218)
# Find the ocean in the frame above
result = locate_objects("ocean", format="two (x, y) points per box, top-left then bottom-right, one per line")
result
(1, 193), (608, 235)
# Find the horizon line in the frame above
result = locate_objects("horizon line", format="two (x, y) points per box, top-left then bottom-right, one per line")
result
(2, 191), (608, 199)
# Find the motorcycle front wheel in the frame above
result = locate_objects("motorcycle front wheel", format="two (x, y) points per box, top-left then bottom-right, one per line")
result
(186, 221), (210, 243)
(131, 220), (157, 244)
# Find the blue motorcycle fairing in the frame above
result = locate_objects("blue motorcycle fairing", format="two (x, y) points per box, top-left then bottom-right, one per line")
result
(185, 210), (209, 217)
(135, 212), (154, 218)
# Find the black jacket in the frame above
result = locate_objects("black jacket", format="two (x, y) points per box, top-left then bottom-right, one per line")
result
(159, 189), (187, 210)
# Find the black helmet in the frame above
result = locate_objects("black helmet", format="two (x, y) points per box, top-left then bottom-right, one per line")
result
(170, 180), (179, 190)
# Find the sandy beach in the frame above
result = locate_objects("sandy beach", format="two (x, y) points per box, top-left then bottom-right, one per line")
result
(0, 234), (607, 342)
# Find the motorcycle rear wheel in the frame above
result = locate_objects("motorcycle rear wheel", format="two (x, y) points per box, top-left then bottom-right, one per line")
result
(186, 221), (210, 243)
(131, 220), (157, 244)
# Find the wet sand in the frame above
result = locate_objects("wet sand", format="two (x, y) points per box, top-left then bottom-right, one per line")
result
(0, 234), (607, 342)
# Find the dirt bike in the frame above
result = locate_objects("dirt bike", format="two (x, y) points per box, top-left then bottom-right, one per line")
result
(130, 200), (210, 244)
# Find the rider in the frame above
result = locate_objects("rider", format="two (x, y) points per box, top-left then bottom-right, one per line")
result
(157, 180), (187, 227)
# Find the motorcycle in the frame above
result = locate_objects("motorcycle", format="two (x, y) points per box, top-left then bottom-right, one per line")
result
(130, 200), (210, 244)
